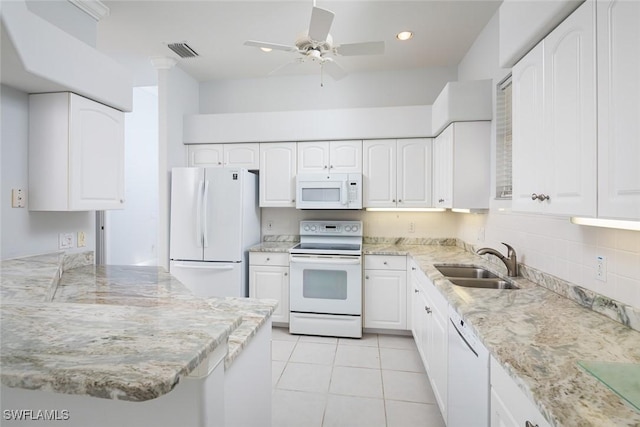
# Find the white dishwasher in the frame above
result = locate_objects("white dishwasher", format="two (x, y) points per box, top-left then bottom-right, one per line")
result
(447, 307), (490, 427)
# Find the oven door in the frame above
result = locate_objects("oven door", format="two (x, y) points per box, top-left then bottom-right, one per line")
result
(289, 254), (362, 315)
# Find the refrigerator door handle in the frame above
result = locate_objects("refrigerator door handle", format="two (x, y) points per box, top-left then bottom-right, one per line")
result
(172, 263), (235, 271)
(196, 180), (204, 247)
(202, 180), (210, 248)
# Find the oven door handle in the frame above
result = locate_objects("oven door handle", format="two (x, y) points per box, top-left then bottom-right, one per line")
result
(290, 257), (361, 265)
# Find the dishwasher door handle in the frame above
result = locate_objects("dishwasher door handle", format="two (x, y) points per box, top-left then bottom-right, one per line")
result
(450, 318), (478, 358)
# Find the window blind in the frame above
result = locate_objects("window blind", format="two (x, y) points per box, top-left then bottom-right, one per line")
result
(495, 77), (512, 200)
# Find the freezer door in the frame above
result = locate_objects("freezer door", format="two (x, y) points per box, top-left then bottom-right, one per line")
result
(170, 261), (244, 298)
(170, 167), (205, 261)
(203, 168), (243, 262)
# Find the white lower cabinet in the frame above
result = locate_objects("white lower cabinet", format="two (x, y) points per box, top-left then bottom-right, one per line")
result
(409, 259), (448, 421)
(364, 255), (407, 330)
(490, 357), (551, 427)
(249, 253), (289, 325)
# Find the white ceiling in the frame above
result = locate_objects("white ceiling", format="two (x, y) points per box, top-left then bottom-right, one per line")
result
(97, 1), (501, 85)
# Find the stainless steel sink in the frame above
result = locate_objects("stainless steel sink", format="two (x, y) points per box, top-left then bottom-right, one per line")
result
(448, 278), (519, 290)
(434, 265), (499, 279)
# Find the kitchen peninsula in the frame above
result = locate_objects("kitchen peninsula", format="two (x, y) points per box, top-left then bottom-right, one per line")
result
(0, 252), (277, 427)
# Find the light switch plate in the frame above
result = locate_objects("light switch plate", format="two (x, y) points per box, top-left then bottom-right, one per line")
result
(11, 188), (25, 208)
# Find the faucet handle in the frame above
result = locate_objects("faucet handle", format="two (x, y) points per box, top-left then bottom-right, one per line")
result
(501, 242), (516, 256)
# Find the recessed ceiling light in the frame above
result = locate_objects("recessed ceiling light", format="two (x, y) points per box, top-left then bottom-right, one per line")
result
(260, 47), (272, 52)
(396, 31), (413, 41)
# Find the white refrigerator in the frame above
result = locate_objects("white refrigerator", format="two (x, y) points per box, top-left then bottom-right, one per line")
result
(170, 167), (260, 298)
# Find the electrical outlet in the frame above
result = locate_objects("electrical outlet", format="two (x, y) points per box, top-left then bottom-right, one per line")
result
(409, 222), (415, 233)
(266, 220), (273, 231)
(11, 188), (25, 208)
(596, 255), (607, 282)
(59, 233), (74, 249)
(77, 231), (86, 248)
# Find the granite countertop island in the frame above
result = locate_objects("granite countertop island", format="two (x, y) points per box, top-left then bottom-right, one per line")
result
(0, 253), (277, 403)
(363, 242), (640, 427)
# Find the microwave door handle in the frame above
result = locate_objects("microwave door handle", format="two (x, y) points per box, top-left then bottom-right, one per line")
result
(341, 180), (348, 205)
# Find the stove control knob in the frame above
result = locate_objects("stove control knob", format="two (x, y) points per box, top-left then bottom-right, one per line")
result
(345, 226), (352, 232)
(311, 225), (317, 231)
(352, 225), (359, 232)
(303, 225), (310, 231)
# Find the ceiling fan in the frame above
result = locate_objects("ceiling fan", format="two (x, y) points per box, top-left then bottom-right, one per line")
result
(243, 1), (385, 84)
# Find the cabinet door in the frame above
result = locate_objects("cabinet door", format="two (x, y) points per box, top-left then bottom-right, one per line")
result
(69, 94), (124, 210)
(363, 139), (397, 207)
(397, 138), (432, 208)
(249, 265), (289, 324)
(433, 127), (453, 208)
(330, 140), (362, 173)
(364, 269), (407, 330)
(259, 143), (297, 207)
(224, 143), (260, 169)
(188, 145), (224, 167)
(512, 42), (545, 213)
(597, 0), (640, 220)
(297, 141), (329, 173)
(543, 0), (596, 217)
(490, 388), (519, 427)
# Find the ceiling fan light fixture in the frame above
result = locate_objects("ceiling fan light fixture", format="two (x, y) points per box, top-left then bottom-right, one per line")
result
(396, 31), (414, 41)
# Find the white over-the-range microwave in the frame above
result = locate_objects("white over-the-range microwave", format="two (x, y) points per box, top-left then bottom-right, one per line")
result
(295, 173), (362, 209)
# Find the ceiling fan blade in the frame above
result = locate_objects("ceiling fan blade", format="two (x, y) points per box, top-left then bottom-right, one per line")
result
(244, 40), (297, 52)
(335, 41), (385, 56)
(268, 59), (304, 76)
(308, 6), (334, 42)
(323, 59), (347, 81)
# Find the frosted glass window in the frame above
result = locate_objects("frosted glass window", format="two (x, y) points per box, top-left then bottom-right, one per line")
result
(302, 269), (348, 300)
(301, 188), (341, 202)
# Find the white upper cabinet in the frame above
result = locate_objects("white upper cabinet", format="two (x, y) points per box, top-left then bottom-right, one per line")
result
(433, 122), (491, 210)
(297, 140), (362, 174)
(363, 139), (432, 208)
(259, 142), (297, 207)
(431, 80), (493, 136)
(597, 0), (640, 220)
(188, 143), (260, 169)
(29, 92), (124, 211)
(512, 0), (597, 217)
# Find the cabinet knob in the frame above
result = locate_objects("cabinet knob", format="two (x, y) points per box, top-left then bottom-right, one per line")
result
(324, 165), (328, 169)
(330, 165), (334, 169)
(525, 422), (538, 427)
(218, 161), (222, 165)
(398, 199), (402, 203)
(412, 267), (416, 271)
(284, 272), (288, 276)
(538, 193), (550, 201)
(292, 199), (295, 203)
(424, 306), (432, 314)
(414, 289), (419, 293)
(365, 275), (369, 279)
(266, 257), (270, 261)
(438, 198), (444, 203)
(119, 199), (124, 203)
(531, 193), (538, 201)
(383, 261), (388, 265)
(392, 199), (396, 203)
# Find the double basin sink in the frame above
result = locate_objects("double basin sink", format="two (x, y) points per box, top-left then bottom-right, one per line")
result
(434, 265), (519, 290)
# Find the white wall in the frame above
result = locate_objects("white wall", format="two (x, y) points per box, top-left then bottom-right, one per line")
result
(105, 87), (158, 266)
(26, 0), (97, 47)
(455, 11), (640, 309)
(158, 65), (199, 269)
(0, 84), (95, 260)
(261, 208), (458, 240)
(199, 67), (457, 113)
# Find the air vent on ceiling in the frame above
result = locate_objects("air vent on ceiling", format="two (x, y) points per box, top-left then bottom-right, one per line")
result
(167, 43), (199, 58)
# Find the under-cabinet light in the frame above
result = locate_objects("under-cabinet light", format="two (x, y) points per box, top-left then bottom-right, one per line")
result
(570, 217), (640, 231)
(451, 208), (488, 214)
(260, 47), (273, 52)
(365, 208), (446, 212)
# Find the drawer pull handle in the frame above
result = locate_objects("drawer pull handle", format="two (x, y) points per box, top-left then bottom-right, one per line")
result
(525, 422), (538, 427)
(424, 306), (432, 314)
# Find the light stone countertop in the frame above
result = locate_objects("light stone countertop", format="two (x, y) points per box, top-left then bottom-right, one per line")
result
(249, 241), (297, 252)
(0, 254), (277, 402)
(363, 243), (640, 427)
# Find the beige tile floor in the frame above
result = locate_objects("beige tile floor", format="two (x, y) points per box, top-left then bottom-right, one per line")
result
(271, 327), (446, 427)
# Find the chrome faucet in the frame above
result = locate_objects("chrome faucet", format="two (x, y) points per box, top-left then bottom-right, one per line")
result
(476, 243), (519, 277)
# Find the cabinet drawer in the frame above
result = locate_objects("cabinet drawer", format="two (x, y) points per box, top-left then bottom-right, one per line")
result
(249, 252), (289, 266)
(364, 255), (406, 270)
